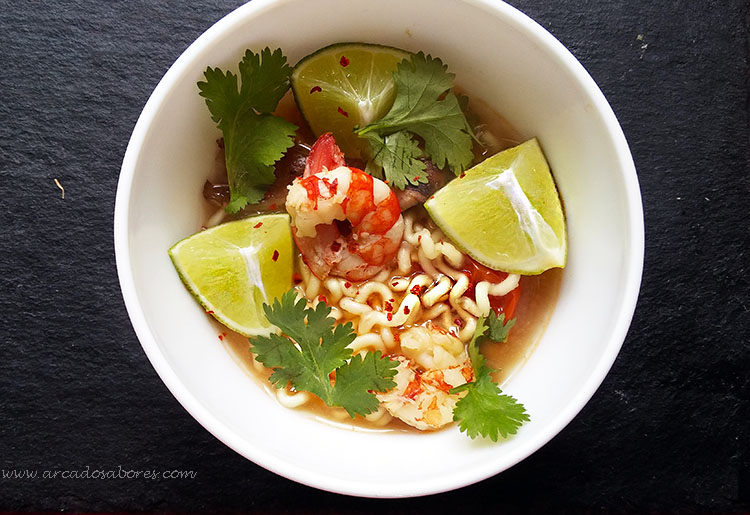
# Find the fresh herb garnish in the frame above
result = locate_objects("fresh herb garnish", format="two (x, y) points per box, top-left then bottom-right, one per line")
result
(198, 48), (298, 213)
(355, 52), (475, 189)
(486, 309), (517, 344)
(451, 312), (529, 441)
(362, 131), (426, 187)
(249, 290), (398, 417)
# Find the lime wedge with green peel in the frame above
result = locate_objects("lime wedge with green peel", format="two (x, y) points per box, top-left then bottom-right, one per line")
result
(292, 43), (411, 157)
(425, 139), (566, 275)
(168, 214), (293, 336)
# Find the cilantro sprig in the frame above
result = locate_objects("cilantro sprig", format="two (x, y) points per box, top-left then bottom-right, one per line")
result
(452, 312), (528, 441)
(198, 48), (297, 213)
(355, 52), (475, 189)
(249, 290), (398, 417)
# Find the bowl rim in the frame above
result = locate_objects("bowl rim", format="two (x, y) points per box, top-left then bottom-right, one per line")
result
(114, 0), (644, 498)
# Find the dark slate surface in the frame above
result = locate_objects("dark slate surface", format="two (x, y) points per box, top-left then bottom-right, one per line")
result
(0, 0), (747, 512)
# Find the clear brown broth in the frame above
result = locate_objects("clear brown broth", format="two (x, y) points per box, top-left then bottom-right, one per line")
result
(208, 90), (563, 431)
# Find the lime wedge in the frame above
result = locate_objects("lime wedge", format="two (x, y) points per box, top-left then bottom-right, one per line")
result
(168, 214), (293, 336)
(424, 139), (566, 275)
(291, 42), (410, 157)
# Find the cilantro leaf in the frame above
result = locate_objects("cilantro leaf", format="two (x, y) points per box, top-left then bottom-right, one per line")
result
(453, 375), (529, 442)
(362, 132), (427, 189)
(330, 351), (400, 417)
(486, 310), (516, 344)
(452, 314), (528, 441)
(467, 312), (516, 379)
(198, 48), (297, 212)
(236, 48), (295, 113)
(223, 114), (297, 212)
(198, 66), (242, 125)
(249, 290), (398, 417)
(356, 52), (474, 188)
(467, 315), (489, 378)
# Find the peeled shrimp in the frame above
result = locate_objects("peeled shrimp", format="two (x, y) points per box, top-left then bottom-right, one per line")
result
(377, 326), (473, 430)
(377, 355), (473, 431)
(286, 133), (404, 281)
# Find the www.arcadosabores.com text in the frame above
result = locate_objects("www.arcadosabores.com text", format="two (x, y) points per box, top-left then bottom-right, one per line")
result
(1, 466), (197, 480)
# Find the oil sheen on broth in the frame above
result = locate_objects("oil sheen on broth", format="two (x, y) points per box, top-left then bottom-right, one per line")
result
(211, 92), (562, 432)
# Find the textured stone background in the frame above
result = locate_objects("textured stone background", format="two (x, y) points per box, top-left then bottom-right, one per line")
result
(0, 0), (747, 512)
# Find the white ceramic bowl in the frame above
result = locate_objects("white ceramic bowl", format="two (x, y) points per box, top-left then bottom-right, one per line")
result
(115, 0), (643, 498)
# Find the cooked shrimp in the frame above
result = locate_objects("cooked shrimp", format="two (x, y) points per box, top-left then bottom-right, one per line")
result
(377, 355), (473, 430)
(286, 133), (404, 281)
(377, 326), (473, 430)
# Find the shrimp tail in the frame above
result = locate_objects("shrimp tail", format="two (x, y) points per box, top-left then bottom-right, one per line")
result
(303, 132), (346, 178)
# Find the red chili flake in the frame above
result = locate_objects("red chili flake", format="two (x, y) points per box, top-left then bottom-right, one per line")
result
(253, 222), (263, 229)
(339, 55), (350, 67)
(460, 171), (466, 178)
(391, 282), (399, 288)
(410, 285), (423, 295)
(205, 310), (214, 314)
(384, 301), (393, 312)
(403, 305), (411, 315)
(310, 85), (322, 94)
(292, 273), (303, 284)
(272, 250), (279, 262)
(417, 235), (422, 243)
(394, 333), (401, 343)
(317, 295), (327, 304)
(218, 334), (224, 341)
(389, 298), (395, 303)
(344, 281), (352, 288)
(337, 106), (349, 117)
(413, 176), (420, 181)
(429, 196), (435, 200)
(387, 313), (393, 322)
(269, 203), (277, 210)
(403, 376), (423, 400)
(454, 317), (464, 328)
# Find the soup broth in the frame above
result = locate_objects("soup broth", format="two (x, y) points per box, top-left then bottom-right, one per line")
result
(206, 91), (562, 432)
